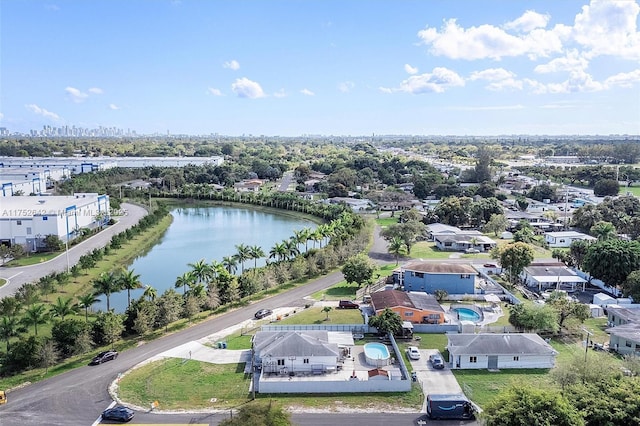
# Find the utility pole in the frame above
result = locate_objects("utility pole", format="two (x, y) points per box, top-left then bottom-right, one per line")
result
(582, 328), (593, 363)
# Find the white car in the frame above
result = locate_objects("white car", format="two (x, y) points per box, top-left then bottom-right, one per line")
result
(407, 346), (421, 360)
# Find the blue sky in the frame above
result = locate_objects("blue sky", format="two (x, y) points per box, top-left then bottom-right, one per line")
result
(1, 0), (639, 136)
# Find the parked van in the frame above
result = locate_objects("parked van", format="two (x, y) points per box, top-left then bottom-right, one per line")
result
(0, 390), (7, 404)
(426, 393), (474, 420)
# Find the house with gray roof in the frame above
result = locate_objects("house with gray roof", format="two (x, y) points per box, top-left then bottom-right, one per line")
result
(401, 261), (478, 295)
(447, 333), (558, 370)
(606, 323), (640, 355)
(252, 331), (348, 375)
(520, 263), (587, 292)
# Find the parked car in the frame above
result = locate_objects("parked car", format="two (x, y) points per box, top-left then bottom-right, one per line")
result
(407, 346), (421, 360)
(465, 248), (480, 254)
(254, 309), (273, 319)
(338, 300), (359, 309)
(429, 353), (445, 369)
(89, 350), (118, 365)
(427, 394), (475, 420)
(102, 406), (135, 422)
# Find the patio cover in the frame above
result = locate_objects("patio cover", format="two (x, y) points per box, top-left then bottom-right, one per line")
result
(484, 294), (501, 303)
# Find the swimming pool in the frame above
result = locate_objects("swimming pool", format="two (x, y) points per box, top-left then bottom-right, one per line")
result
(363, 342), (391, 366)
(453, 307), (482, 322)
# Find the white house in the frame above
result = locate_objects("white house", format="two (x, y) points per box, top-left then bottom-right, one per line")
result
(447, 333), (558, 370)
(606, 323), (640, 355)
(0, 194), (110, 251)
(544, 231), (596, 248)
(252, 331), (350, 375)
(520, 263), (587, 292)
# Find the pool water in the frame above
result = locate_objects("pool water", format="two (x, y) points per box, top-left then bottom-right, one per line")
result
(453, 307), (481, 322)
(363, 342), (391, 366)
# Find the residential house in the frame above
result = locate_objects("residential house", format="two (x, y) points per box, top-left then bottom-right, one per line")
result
(401, 261), (477, 295)
(370, 289), (445, 324)
(544, 231), (596, 248)
(252, 331), (351, 375)
(433, 232), (497, 252)
(447, 333), (558, 370)
(233, 179), (264, 192)
(520, 263), (587, 292)
(606, 323), (640, 355)
(327, 197), (373, 212)
(425, 223), (460, 241)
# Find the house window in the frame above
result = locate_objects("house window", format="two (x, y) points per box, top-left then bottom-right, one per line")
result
(444, 242), (452, 247)
(469, 356), (477, 363)
(43, 216), (48, 221)
(277, 359), (285, 366)
(461, 274), (471, 279)
(404, 312), (413, 317)
(513, 356), (519, 361)
(26, 227), (32, 235)
(626, 341), (632, 348)
(16, 220), (22, 225)
(559, 239), (565, 243)
(303, 358), (309, 364)
(413, 272), (424, 278)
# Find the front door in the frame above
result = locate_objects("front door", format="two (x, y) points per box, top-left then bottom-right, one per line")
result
(488, 355), (498, 369)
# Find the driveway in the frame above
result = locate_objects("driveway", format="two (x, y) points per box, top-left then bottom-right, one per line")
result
(408, 348), (462, 413)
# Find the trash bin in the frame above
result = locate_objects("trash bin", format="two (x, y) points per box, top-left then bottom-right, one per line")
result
(221, 342), (227, 349)
(217, 342), (222, 349)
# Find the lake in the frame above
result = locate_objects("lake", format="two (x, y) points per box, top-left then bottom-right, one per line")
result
(96, 206), (317, 312)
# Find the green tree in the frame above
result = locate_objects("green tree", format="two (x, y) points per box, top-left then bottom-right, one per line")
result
(368, 308), (403, 336)
(590, 221), (616, 240)
(622, 270), (640, 302)
(51, 318), (92, 357)
(433, 196), (473, 227)
(100, 311), (124, 348)
(235, 243), (252, 274)
(322, 306), (332, 321)
(497, 242), (534, 284)
(387, 236), (407, 265)
(434, 289), (448, 302)
(43, 234), (64, 252)
(49, 296), (79, 320)
(77, 293), (100, 322)
(380, 220), (426, 253)
(583, 239), (640, 290)
(39, 339), (59, 374)
(175, 271), (195, 296)
(508, 303), (559, 333)
(0, 316), (21, 351)
(484, 213), (508, 237)
(547, 291), (590, 329)
(593, 178), (620, 196)
(92, 272), (121, 311)
(341, 254), (376, 288)
(119, 268), (143, 309)
(143, 285), (158, 302)
(249, 245), (266, 269)
(483, 385), (584, 426)
(188, 258), (213, 285)
(22, 304), (49, 336)
(156, 289), (183, 332)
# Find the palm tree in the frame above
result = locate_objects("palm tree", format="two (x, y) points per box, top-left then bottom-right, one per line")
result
(235, 244), (251, 274)
(283, 239), (299, 261)
(0, 297), (22, 320)
(49, 296), (78, 320)
(222, 256), (238, 274)
(0, 316), (20, 351)
(143, 285), (158, 302)
(293, 228), (310, 253)
(77, 293), (100, 322)
(269, 242), (287, 263)
(92, 272), (121, 312)
(590, 221), (617, 241)
(249, 245), (265, 269)
(388, 236), (407, 265)
(188, 259), (213, 285)
(322, 306), (332, 321)
(119, 268), (143, 309)
(22, 304), (48, 336)
(175, 271), (196, 296)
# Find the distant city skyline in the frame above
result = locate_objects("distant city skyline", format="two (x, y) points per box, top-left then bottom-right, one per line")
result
(2, 0), (639, 136)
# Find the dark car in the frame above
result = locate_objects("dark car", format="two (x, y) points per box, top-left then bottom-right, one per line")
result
(102, 405), (135, 422)
(254, 309), (273, 319)
(90, 350), (118, 365)
(338, 300), (359, 309)
(429, 353), (445, 369)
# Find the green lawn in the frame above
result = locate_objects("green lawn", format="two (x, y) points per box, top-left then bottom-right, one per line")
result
(4, 251), (60, 267)
(312, 281), (359, 300)
(376, 217), (399, 227)
(409, 242), (453, 259)
(277, 306), (364, 324)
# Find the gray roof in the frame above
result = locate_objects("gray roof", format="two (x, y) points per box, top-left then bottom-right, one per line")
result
(406, 292), (444, 312)
(403, 261), (477, 274)
(606, 323), (640, 342)
(447, 333), (557, 356)
(607, 306), (640, 323)
(253, 331), (339, 358)
(434, 234), (495, 244)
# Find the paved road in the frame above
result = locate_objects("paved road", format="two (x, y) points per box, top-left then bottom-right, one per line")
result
(0, 203), (148, 299)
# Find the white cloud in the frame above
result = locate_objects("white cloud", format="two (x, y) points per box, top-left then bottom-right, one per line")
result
(300, 88), (315, 96)
(109, 104), (120, 110)
(605, 69), (640, 88)
(25, 104), (61, 120)
(570, 0), (640, 60)
(534, 49), (589, 73)
(45, 4), (60, 11)
(404, 64), (418, 74)
(231, 77), (265, 99)
(338, 81), (355, 93)
(223, 60), (240, 70)
(525, 69), (604, 94)
(273, 89), (287, 98)
(65, 87), (89, 103)
(449, 104), (525, 111)
(207, 87), (223, 96)
(504, 10), (550, 32)
(395, 67), (465, 94)
(88, 87), (103, 94)
(378, 86), (394, 94)
(469, 68), (522, 91)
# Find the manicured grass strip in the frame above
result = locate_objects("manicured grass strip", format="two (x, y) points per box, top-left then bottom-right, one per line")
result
(277, 306), (364, 325)
(118, 359), (251, 409)
(375, 217), (399, 227)
(4, 252), (59, 267)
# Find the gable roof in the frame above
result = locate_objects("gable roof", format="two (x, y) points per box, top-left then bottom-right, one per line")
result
(253, 331), (339, 358)
(402, 261), (477, 274)
(447, 333), (557, 356)
(606, 323), (640, 342)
